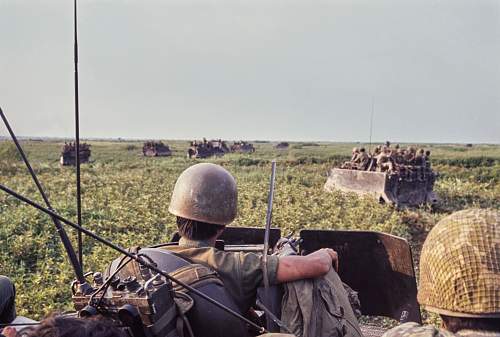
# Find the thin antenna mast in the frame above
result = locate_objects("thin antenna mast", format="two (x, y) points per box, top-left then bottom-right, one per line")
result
(369, 97), (374, 152)
(74, 0), (83, 268)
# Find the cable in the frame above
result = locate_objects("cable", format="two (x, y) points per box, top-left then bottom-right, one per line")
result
(0, 107), (87, 287)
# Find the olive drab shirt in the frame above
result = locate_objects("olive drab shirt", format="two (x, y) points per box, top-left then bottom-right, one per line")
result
(163, 238), (279, 314)
(382, 322), (500, 337)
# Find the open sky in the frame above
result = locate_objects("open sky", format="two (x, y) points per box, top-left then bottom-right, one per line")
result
(0, 0), (499, 143)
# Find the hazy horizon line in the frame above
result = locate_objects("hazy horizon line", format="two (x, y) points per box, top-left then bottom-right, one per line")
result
(0, 135), (498, 146)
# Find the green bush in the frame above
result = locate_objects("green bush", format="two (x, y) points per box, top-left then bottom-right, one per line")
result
(433, 157), (499, 168)
(0, 141), (21, 162)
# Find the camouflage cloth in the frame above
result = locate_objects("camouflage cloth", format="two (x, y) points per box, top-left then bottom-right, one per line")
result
(382, 322), (500, 337)
(418, 209), (500, 317)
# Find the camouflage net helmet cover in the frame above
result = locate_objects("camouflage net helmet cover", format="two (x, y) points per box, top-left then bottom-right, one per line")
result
(168, 163), (237, 225)
(417, 209), (500, 317)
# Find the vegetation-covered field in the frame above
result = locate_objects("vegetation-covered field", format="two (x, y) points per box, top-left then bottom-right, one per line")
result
(0, 140), (499, 322)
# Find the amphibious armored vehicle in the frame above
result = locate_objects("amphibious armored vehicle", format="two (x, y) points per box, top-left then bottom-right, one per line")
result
(60, 142), (91, 166)
(187, 139), (229, 159)
(142, 141), (172, 157)
(275, 142), (289, 149)
(71, 227), (421, 337)
(230, 141), (255, 153)
(325, 148), (438, 207)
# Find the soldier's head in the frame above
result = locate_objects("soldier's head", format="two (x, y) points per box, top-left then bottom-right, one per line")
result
(352, 147), (359, 154)
(27, 315), (126, 337)
(417, 209), (500, 332)
(425, 150), (431, 157)
(169, 163), (237, 242)
(360, 148), (366, 153)
(418, 148), (425, 155)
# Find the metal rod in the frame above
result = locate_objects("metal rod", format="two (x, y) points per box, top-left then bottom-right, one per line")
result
(74, 0), (83, 268)
(262, 160), (277, 290)
(0, 323), (40, 327)
(0, 184), (266, 334)
(369, 97), (374, 153)
(0, 107), (88, 287)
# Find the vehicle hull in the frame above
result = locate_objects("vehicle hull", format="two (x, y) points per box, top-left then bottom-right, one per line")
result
(324, 168), (438, 207)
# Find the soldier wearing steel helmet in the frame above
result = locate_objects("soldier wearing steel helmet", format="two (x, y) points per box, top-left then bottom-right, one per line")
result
(166, 163), (362, 337)
(354, 147), (370, 170)
(382, 209), (500, 337)
(0, 276), (16, 325)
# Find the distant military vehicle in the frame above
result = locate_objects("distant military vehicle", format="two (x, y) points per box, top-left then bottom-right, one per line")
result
(325, 149), (438, 207)
(60, 142), (91, 166)
(230, 141), (255, 153)
(187, 139), (229, 158)
(275, 142), (289, 149)
(142, 141), (172, 157)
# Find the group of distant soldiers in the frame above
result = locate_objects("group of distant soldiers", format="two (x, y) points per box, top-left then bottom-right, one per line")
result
(60, 142), (91, 165)
(190, 138), (228, 151)
(143, 140), (167, 148)
(61, 142), (91, 154)
(142, 141), (171, 157)
(342, 142), (433, 179)
(232, 140), (249, 147)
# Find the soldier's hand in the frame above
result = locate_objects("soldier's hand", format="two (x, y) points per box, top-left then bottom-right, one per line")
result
(2, 327), (18, 337)
(321, 248), (339, 272)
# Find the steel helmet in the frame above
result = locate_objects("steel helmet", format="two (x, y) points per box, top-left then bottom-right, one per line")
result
(418, 209), (500, 317)
(169, 163), (237, 225)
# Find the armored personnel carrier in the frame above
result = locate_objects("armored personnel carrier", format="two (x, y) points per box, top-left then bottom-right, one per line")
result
(71, 226), (422, 337)
(60, 142), (91, 166)
(325, 148), (438, 207)
(187, 139), (229, 159)
(275, 142), (289, 149)
(142, 141), (172, 157)
(230, 141), (255, 153)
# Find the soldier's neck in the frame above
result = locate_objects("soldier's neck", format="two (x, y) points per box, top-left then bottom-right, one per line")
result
(178, 237), (216, 248)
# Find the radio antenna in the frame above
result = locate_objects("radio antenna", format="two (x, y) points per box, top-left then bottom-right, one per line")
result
(73, 0), (83, 268)
(369, 97), (374, 153)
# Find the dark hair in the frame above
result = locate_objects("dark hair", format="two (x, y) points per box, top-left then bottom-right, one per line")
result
(441, 315), (500, 333)
(176, 217), (225, 241)
(425, 150), (431, 156)
(27, 315), (126, 337)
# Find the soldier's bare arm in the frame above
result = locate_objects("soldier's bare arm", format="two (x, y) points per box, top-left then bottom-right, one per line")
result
(275, 248), (338, 283)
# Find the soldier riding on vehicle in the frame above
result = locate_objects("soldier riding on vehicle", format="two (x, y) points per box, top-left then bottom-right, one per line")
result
(163, 163), (362, 337)
(383, 209), (500, 337)
(326, 142), (438, 206)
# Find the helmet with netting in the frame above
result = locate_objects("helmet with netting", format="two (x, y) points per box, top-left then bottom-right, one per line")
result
(418, 209), (500, 317)
(169, 163), (237, 225)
